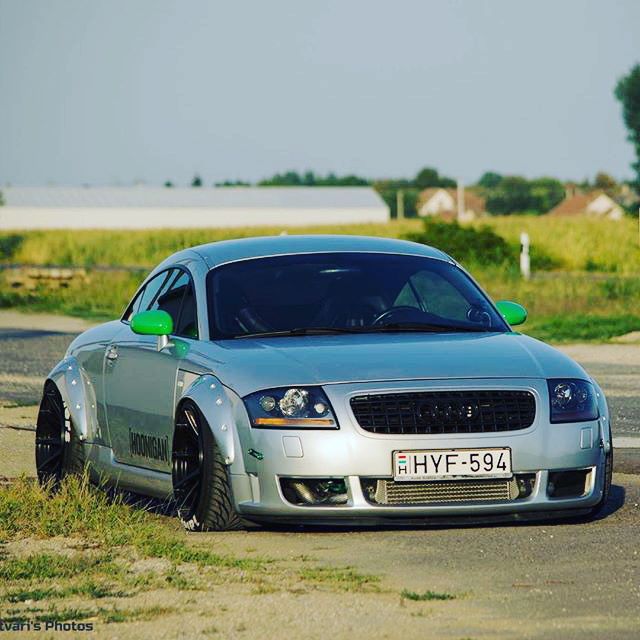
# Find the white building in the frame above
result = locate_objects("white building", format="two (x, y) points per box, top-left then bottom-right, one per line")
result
(0, 186), (389, 229)
(417, 188), (486, 222)
(547, 190), (624, 220)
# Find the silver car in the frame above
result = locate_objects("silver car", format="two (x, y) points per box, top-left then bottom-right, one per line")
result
(35, 235), (613, 530)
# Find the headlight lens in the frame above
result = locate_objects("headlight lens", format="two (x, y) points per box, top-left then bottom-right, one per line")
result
(244, 387), (338, 429)
(547, 379), (598, 423)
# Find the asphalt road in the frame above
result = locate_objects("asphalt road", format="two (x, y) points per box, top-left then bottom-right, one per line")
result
(199, 476), (640, 640)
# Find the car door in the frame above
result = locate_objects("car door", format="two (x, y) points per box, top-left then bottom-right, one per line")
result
(104, 267), (198, 472)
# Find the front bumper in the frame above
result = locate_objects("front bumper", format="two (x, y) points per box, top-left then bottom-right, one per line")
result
(227, 378), (609, 524)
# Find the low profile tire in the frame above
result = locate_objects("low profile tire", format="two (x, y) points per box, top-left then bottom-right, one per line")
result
(35, 380), (85, 486)
(172, 400), (243, 531)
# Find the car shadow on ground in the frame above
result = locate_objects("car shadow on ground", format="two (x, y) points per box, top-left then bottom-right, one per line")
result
(247, 484), (626, 534)
(90, 483), (627, 534)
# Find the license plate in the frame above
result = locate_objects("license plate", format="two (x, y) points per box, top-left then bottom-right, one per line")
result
(393, 448), (512, 481)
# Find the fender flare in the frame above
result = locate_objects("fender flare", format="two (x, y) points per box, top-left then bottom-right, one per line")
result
(178, 374), (245, 473)
(591, 378), (612, 453)
(46, 356), (100, 443)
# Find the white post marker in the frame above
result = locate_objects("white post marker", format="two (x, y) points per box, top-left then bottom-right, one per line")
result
(457, 179), (465, 222)
(396, 189), (405, 220)
(520, 231), (531, 280)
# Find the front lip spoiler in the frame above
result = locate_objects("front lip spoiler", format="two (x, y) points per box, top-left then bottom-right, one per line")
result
(242, 508), (593, 529)
(242, 507), (591, 530)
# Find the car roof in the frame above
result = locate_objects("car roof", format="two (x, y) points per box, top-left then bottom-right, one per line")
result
(157, 235), (451, 271)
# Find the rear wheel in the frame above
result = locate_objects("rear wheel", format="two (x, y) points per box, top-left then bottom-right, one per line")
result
(35, 381), (85, 486)
(172, 401), (243, 531)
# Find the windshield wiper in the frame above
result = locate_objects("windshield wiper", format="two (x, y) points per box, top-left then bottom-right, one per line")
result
(368, 322), (491, 333)
(234, 327), (363, 339)
(234, 323), (492, 338)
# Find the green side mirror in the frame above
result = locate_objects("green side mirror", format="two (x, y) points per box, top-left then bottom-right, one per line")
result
(131, 310), (173, 336)
(495, 300), (527, 326)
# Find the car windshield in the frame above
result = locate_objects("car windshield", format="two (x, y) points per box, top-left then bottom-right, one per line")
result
(207, 252), (508, 339)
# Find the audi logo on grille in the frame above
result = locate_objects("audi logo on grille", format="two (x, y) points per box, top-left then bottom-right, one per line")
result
(417, 401), (480, 422)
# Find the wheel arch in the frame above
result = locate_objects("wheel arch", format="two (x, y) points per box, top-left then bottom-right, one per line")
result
(177, 373), (246, 475)
(591, 377), (612, 452)
(44, 357), (99, 444)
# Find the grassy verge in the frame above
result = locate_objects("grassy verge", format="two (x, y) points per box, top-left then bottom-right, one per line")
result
(0, 475), (389, 626)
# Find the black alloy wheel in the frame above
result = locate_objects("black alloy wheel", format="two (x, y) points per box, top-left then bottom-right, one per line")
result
(172, 400), (243, 531)
(35, 380), (83, 485)
(172, 401), (204, 524)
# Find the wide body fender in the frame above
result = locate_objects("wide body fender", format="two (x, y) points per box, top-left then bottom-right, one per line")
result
(591, 377), (612, 452)
(178, 373), (247, 475)
(46, 356), (102, 445)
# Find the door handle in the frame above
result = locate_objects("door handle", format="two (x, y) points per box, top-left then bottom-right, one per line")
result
(106, 346), (119, 361)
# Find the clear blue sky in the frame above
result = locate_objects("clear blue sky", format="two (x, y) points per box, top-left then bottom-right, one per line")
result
(1, 0), (638, 186)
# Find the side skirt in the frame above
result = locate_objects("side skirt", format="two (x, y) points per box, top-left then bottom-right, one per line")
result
(86, 442), (173, 499)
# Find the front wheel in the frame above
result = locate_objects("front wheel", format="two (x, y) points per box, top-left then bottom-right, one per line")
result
(172, 400), (243, 531)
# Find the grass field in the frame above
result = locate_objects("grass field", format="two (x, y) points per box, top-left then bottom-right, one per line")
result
(0, 476), (387, 631)
(1, 216), (639, 342)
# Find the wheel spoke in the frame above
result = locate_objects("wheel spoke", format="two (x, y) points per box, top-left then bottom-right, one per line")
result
(183, 410), (199, 438)
(177, 482), (198, 511)
(174, 468), (200, 492)
(36, 437), (63, 446)
(37, 449), (63, 469)
(173, 450), (198, 460)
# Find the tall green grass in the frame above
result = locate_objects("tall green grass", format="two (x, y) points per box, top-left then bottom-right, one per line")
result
(472, 216), (639, 273)
(0, 221), (422, 268)
(0, 217), (638, 341)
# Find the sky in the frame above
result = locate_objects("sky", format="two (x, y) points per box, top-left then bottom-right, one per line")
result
(0, 0), (638, 187)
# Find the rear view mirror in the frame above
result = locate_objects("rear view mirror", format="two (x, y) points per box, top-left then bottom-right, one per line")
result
(131, 310), (173, 336)
(495, 300), (527, 326)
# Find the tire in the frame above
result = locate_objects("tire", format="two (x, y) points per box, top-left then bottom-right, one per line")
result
(35, 380), (85, 486)
(172, 400), (243, 531)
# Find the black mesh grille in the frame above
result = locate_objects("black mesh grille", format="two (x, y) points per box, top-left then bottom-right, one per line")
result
(350, 390), (536, 435)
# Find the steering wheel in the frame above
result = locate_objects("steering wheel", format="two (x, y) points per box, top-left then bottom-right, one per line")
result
(372, 306), (430, 326)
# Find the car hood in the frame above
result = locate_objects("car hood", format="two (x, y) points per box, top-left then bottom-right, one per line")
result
(190, 332), (589, 397)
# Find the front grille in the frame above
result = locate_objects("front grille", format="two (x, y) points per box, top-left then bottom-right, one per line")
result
(350, 390), (536, 435)
(362, 477), (529, 505)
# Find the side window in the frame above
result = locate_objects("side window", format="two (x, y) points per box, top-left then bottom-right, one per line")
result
(124, 267), (198, 339)
(152, 269), (199, 339)
(151, 271), (186, 331)
(123, 271), (172, 322)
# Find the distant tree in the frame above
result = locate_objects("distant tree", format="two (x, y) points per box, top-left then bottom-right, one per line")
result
(485, 176), (564, 215)
(615, 63), (640, 188)
(414, 167), (440, 189)
(215, 180), (251, 187)
(302, 170), (316, 186)
(191, 174), (203, 187)
(528, 177), (565, 213)
(593, 171), (618, 196)
(414, 167), (456, 190)
(373, 179), (418, 218)
(477, 171), (503, 189)
(485, 176), (532, 214)
(0, 190), (4, 206)
(258, 170), (369, 187)
(259, 171), (302, 186)
(164, 180), (174, 188)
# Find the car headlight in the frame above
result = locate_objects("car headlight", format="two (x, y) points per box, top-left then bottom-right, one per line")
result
(547, 379), (598, 423)
(243, 387), (339, 429)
